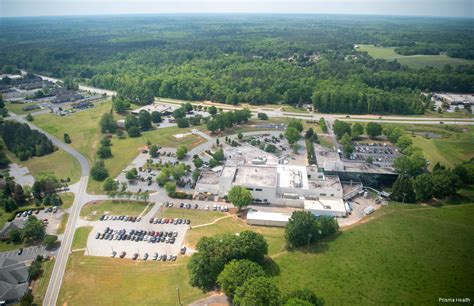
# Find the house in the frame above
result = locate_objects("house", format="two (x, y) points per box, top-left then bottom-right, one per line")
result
(0, 219), (26, 240)
(0, 258), (29, 305)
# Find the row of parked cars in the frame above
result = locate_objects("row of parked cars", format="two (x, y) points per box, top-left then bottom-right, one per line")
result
(149, 217), (191, 225)
(95, 227), (178, 244)
(112, 251), (178, 261)
(99, 215), (142, 222)
(16, 206), (58, 218)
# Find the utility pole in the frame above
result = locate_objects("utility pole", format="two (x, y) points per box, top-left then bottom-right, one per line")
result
(307, 233), (313, 250)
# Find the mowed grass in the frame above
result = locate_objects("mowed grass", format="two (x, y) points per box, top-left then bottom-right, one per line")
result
(71, 226), (92, 250)
(34, 100), (112, 163)
(58, 253), (206, 306)
(404, 125), (474, 169)
(60, 192), (75, 209)
(57, 213), (69, 235)
(5, 101), (43, 115)
(358, 44), (474, 68)
(80, 200), (149, 221)
(272, 204), (474, 305)
(161, 207), (226, 225)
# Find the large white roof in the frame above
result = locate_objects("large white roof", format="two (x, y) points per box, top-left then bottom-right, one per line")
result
(247, 210), (291, 222)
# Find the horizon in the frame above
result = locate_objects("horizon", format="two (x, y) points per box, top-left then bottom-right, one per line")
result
(1, 0), (473, 18)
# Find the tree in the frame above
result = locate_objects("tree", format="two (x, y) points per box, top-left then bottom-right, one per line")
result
(217, 259), (266, 299)
(193, 158), (203, 168)
(333, 120), (351, 139)
(288, 119), (303, 132)
(233, 277), (281, 306)
(238, 230), (268, 263)
(127, 126), (141, 137)
(10, 229), (22, 243)
(285, 211), (318, 248)
(97, 146), (112, 159)
(383, 126), (404, 143)
(102, 177), (119, 192)
(138, 110), (152, 130)
(63, 133), (71, 144)
(391, 175), (416, 203)
(413, 173), (433, 201)
(151, 111), (162, 123)
(351, 123), (364, 139)
(237, 133), (243, 140)
(340, 133), (353, 158)
(305, 128), (314, 139)
(227, 186), (252, 210)
(149, 145), (159, 158)
(394, 151), (427, 177)
(100, 136), (112, 147)
(113, 96), (130, 113)
(213, 149), (225, 162)
(396, 135), (413, 152)
(22, 216), (45, 242)
(431, 170), (461, 198)
(20, 291), (34, 306)
(285, 127), (300, 144)
(208, 105), (218, 115)
(126, 168), (138, 181)
(176, 145), (188, 160)
(90, 161), (109, 181)
(164, 181), (176, 196)
(25, 113), (34, 122)
(99, 113), (116, 133)
(209, 158), (219, 168)
(284, 298), (313, 306)
(13, 184), (25, 204)
(257, 112), (268, 120)
(43, 234), (58, 249)
(284, 289), (324, 306)
(319, 118), (328, 133)
(366, 122), (382, 139)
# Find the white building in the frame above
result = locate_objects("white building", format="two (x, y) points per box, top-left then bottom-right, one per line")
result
(304, 199), (347, 218)
(131, 103), (179, 115)
(246, 210), (291, 227)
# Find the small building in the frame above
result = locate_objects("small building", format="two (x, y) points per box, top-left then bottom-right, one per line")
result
(131, 103), (179, 115)
(0, 258), (29, 304)
(304, 199), (347, 218)
(246, 210), (290, 227)
(0, 220), (25, 240)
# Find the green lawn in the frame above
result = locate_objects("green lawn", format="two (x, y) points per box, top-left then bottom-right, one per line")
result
(358, 44), (474, 68)
(272, 204), (474, 305)
(60, 193), (75, 209)
(80, 200), (149, 221)
(403, 125), (474, 169)
(5, 101), (43, 115)
(57, 213), (69, 235)
(281, 105), (309, 113)
(32, 258), (55, 305)
(71, 226), (92, 250)
(161, 207), (226, 225)
(7, 149), (81, 184)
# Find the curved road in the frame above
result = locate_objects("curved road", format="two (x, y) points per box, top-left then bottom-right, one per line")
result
(8, 113), (91, 306)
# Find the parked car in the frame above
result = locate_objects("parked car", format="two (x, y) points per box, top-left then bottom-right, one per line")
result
(132, 253), (139, 260)
(143, 253), (149, 260)
(180, 247), (186, 254)
(111, 251), (117, 258)
(153, 253), (159, 260)
(18, 248), (23, 255)
(120, 252), (126, 258)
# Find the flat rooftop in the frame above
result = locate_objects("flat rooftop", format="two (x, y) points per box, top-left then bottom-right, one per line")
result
(197, 171), (219, 185)
(304, 199), (346, 214)
(225, 145), (279, 167)
(131, 103), (178, 114)
(277, 165), (309, 189)
(233, 166), (277, 187)
(247, 210), (291, 223)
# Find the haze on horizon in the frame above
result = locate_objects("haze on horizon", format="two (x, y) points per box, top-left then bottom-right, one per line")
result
(0, 0), (473, 18)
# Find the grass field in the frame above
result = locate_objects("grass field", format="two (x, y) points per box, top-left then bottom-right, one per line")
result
(161, 207), (226, 225)
(358, 44), (474, 68)
(272, 204), (474, 304)
(80, 200), (149, 221)
(400, 125), (474, 169)
(32, 258), (55, 305)
(5, 101), (43, 115)
(6, 148), (81, 184)
(57, 213), (69, 235)
(60, 193), (75, 209)
(71, 226), (92, 250)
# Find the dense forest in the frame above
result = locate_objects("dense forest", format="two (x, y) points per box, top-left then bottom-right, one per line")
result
(0, 122), (55, 161)
(0, 15), (473, 114)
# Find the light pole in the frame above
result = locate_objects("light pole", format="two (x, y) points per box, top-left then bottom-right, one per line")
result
(307, 233), (313, 250)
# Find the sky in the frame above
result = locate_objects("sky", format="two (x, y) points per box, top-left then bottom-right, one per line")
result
(1, 0), (473, 18)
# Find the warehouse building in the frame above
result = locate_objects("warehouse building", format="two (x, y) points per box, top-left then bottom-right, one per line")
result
(246, 210), (291, 227)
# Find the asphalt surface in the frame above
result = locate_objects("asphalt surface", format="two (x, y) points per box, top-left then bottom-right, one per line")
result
(0, 245), (57, 263)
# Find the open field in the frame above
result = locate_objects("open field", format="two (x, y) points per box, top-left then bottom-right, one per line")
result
(34, 100), (112, 163)
(5, 101), (44, 115)
(272, 204), (474, 304)
(32, 258), (55, 305)
(358, 44), (474, 68)
(402, 125), (474, 169)
(57, 213), (69, 235)
(80, 200), (149, 221)
(60, 193), (75, 209)
(6, 148), (81, 183)
(161, 207), (226, 225)
(71, 226), (92, 250)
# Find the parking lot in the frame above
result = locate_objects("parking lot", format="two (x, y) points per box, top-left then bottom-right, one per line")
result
(349, 143), (400, 167)
(85, 214), (189, 260)
(13, 206), (64, 235)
